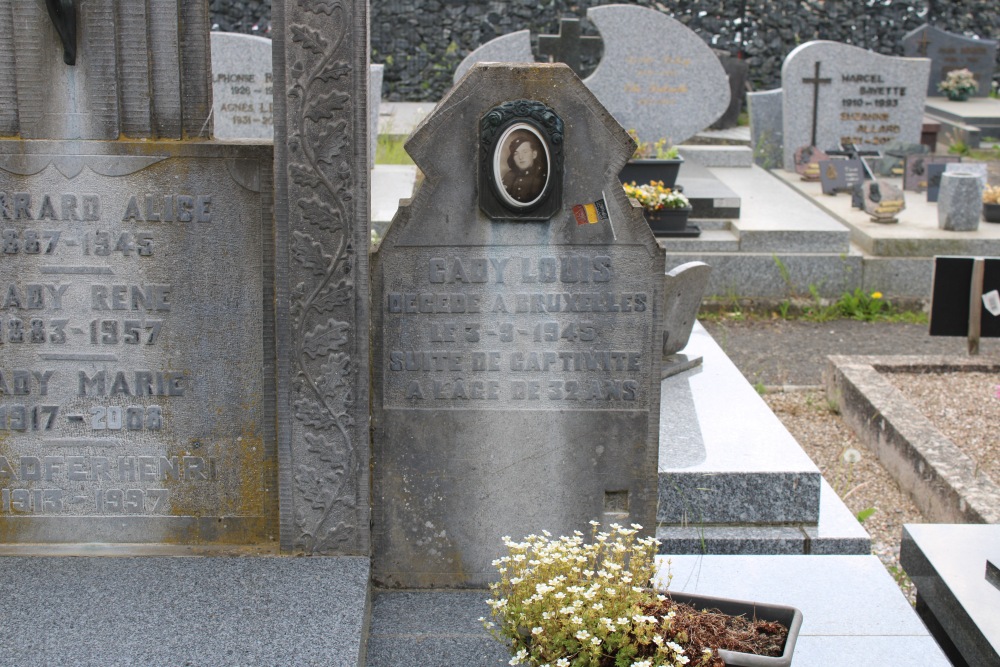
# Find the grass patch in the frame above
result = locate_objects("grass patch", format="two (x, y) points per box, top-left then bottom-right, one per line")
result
(376, 134), (414, 165)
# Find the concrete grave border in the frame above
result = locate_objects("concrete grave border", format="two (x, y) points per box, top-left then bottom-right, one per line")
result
(825, 355), (1000, 525)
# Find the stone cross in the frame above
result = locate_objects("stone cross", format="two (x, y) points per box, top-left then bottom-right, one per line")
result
(802, 61), (831, 147)
(538, 18), (601, 76)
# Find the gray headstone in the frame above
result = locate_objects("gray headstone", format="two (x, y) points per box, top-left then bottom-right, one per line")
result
(538, 18), (601, 76)
(453, 30), (532, 84)
(781, 41), (930, 171)
(210, 32), (274, 140)
(585, 4), (729, 145)
(662, 262), (711, 356)
(876, 140), (927, 178)
(711, 53), (750, 130)
(903, 25), (998, 98)
(272, 0), (372, 555)
(0, 0), (211, 141)
(0, 141), (275, 544)
(939, 172), (984, 231)
(748, 89), (784, 168)
(372, 63), (664, 588)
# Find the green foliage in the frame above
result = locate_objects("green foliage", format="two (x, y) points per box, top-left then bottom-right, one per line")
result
(855, 507), (876, 523)
(753, 381), (767, 395)
(375, 134), (414, 165)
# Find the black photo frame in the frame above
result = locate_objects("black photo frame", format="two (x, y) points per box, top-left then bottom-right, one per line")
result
(479, 100), (563, 221)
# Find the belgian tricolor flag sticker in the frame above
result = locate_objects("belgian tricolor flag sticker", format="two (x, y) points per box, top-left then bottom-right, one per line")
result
(573, 199), (610, 225)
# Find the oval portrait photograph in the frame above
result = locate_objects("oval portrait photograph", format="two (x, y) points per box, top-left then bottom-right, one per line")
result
(492, 123), (551, 209)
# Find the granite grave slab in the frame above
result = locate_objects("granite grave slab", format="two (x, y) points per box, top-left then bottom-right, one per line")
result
(453, 30), (532, 84)
(372, 64), (664, 588)
(781, 41), (930, 171)
(903, 24), (998, 98)
(904, 154), (960, 191)
(585, 4), (729, 145)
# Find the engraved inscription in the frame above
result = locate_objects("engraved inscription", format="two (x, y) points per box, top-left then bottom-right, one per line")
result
(383, 248), (655, 410)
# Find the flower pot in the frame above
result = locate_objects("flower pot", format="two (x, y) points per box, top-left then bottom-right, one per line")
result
(621, 157), (684, 189)
(984, 203), (1000, 223)
(667, 591), (803, 667)
(645, 205), (697, 236)
(945, 89), (970, 102)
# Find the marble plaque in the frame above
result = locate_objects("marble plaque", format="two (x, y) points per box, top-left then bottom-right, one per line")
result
(0, 141), (275, 545)
(820, 159), (865, 195)
(904, 154), (960, 192)
(903, 25), (998, 98)
(781, 41), (930, 171)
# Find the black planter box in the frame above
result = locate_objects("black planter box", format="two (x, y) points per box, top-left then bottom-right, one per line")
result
(621, 157), (684, 188)
(667, 591), (803, 667)
(984, 203), (1000, 223)
(645, 206), (700, 238)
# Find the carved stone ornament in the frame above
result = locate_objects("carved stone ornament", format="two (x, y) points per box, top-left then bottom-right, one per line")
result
(479, 99), (564, 221)
(283, 0), (362, 554)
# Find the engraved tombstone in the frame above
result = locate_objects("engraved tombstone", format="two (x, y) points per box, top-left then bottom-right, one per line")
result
(903, 25), (998, 98)
(210, 32), (275, 140)
(372, 63), (664, 588)
(0, 2), (278, 545)
(781, 41), (930, 172)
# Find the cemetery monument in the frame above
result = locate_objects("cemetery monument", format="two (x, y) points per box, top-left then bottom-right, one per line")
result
(372, 63), (665, 588)
(781, 41), (930, 172)
(903, 24), (997, 98)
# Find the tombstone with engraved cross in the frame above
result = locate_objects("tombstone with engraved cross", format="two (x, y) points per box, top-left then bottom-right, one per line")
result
(903, 25), (998, 98)
(781, 41), (930, 172)
(371, 63), (665, 588)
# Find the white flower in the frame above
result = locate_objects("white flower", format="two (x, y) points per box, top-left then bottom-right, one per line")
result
(509, 648), (528, 665)
(575, 629), (591, 641)
(557, 659), (570, 667)
(531, 626), (544, 635)
(631, 661), (652, 667)
(591, 636), (602, 646)
(617, 617), (630, 626)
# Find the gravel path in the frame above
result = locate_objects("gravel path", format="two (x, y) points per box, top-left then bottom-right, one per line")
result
(701, 318), (1000, 603)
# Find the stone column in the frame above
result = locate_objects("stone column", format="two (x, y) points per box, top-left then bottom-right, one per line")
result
(272, 0), (372, 555)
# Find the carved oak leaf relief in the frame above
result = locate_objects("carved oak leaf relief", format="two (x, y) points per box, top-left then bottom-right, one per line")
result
(316, 62), (352, 82)
(291, 231), (333, 276)
(316, 120), (350, 165)
(303, 319), (350, 359)
(293, 396), (339, 430)
(299, 197), (342, 232)
(305, 90), (351, 122)
(291, 25), (328, 55)
(302, 0), (346, 16)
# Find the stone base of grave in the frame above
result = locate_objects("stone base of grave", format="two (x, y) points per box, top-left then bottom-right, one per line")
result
(366, 555), (948, 666)
(675, 159), (742, 219)
(824, 355), (1000, 525)
(656, 323), (870, 555)
(901, 524), (1000, 667)
(0, 554), (371, 667)
(924, 96), (1000, 148)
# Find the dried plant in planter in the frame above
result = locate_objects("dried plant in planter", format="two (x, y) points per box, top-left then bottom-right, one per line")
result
(483, 523), (791, 667)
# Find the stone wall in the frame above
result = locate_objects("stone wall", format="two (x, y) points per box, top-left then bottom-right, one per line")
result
(212, 1), (1000, 101)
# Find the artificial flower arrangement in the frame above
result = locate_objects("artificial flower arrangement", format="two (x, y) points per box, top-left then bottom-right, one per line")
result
(628, 130), (680, 160)
(483, 523), (790, 667)
(937, 68), (978, 99)
(623, 181), (691, 212)
(983, 184), (1000, 205)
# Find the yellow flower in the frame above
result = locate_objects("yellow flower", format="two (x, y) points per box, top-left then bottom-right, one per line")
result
(871, 292), (883, 300)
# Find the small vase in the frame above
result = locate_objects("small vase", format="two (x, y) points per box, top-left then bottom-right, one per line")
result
(946, 89), (970, 102)
(984, 203), (1000, 223)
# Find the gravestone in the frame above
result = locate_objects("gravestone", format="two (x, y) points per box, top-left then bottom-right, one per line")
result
(585, 4), (729, 145)
(372, 63), (664, 588)
(861, 180), (906, 223)
(0, 1), (279, 546)
(454, 5), (730, 145)
(903, 154), (959, 191)
(538, 17), (601, 76)
(711, 52), (750, 130)
(748, 89), (784, 168)
(210, 32), (274, 140)
(875, 140), (926, 178)
(903, 25), (998, 98)
(926, 163), (949, 202)
(938, 173), (983, 231)
(781, 41), (930, 171)
(819, 159), (865, 195)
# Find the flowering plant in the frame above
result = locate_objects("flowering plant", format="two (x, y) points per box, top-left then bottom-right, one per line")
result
(628, 130), (680, 160)
(623, 181), (691, 212)
(983, 185), (1000, 205)
(483, 523), (715, 667)
(938, 68), (978, 96)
